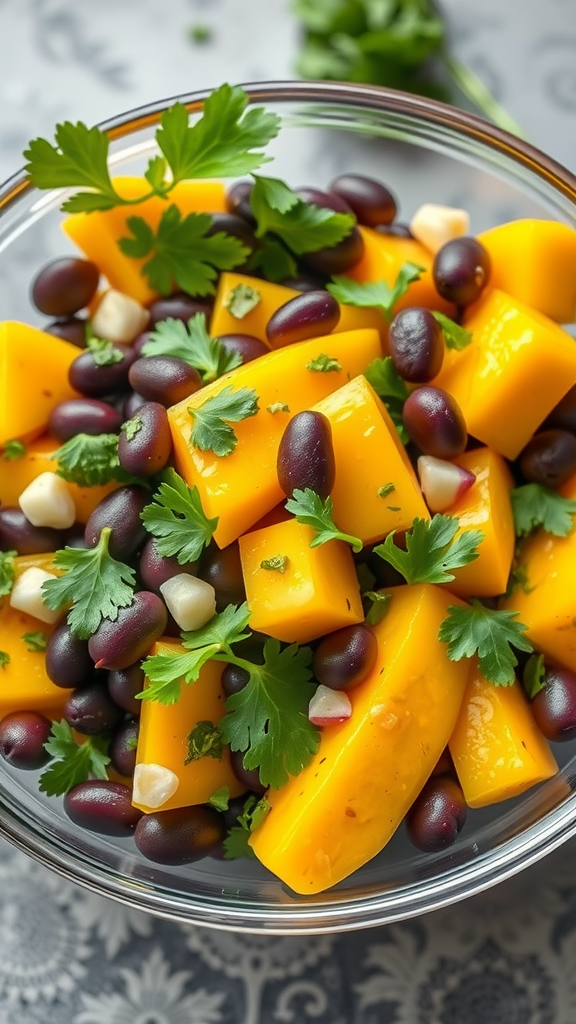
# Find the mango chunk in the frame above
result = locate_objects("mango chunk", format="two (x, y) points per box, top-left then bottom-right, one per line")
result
(167, 328), (382, 548)
(312, 376), (429, 544)
(433, 289), (576, 459)
(477, 219), (576, 323)
(449, 661), (558, 807)
(249, 584), (469, 893)
(447, 447), (515, 598)
(63, 177), (228, 306)
(0, 554), (71, 717)
(134, 639), (244, 813)
(0, 322), (79, 446)
(0, 433), (118, 524)
(238, 519), (363, 643)
(210, 272), (386, 347)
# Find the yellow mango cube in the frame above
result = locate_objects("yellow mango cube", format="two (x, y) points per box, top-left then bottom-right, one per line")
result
(249, 583), (469, 894)
(238, 518), (364, 644)
(167, 328), (382, 548)
(433, 289), (576, 459)
(134, 639), (244, 813)
(312, 376), (429, 544)
(449, 661), (558, 807)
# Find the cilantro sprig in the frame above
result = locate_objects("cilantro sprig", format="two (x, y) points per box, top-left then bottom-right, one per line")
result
(39, 720), (111, 797)
(374, 515), (483, 585)
(364, 356), (409, 442)
(223, 795), (271, 859)
(2, 439), (26, 460)
(41, 527), (136, 639)
(438, 600), (533, 686)
(142, 314), (242, 382)
(432, 311), (472, 351)
(285, 488), (363, 552)
(0, 551), (16, 599)
(510, 483), (576, 539)
(140, 468), (217, 565)
(328, 262), (423, 322)
(250, 175), (354, 257)
(184, 721), (224, 763)
(188, 385), (259, 456)
(54, 433), (133, 488)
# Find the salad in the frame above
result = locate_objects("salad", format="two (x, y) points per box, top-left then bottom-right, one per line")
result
(1, 83), (576, 895)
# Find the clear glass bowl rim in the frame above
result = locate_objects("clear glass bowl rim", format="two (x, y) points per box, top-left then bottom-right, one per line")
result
(1, 80), (576, 934)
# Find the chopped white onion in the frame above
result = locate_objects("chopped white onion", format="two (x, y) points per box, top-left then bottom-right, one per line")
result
(417, 455), (476, 512)
(159, 574), (217, 632)
(9, 567), (62, 624)
(91, 288), (149, 344)
(410, 204), (470, 254)
(309, 684), (352, 727)
(18, 471), (76, 529)
(132, 763), (179, 809)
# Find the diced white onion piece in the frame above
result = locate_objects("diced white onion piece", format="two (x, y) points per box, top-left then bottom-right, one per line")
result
(410, 204), (470, 254)
(18, 471), (76, 529)
(417, 455), (476, 512)
(159, 574), (217, 632)
(91, 288), (149, 344)
(9, 567), (62, 624)
(132, 763), (179, 809)
(309, 684), (352, 727)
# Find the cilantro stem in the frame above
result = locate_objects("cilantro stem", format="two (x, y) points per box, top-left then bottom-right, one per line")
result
(443, 54), (528, 140)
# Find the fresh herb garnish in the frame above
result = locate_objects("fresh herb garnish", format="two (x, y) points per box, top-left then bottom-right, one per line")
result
(140, 468), (218, 565)
(260, 555), (289, 573)
(438, 600), (533, 686)
(22, 631), (47, 652)
(249, 236), (298, 282)
(374, 514), (483, 585)
(189, 24), (212, 43)
(188, 385), (259, 456)
(510, 483), (576, 539)
(363, 590), (392, 626)
(378, 483), (396, 498)
(328, 262), (423, 322)
(86, 334), (124, 366)
(24, 84), (280, 213)
(504, 561), (534, 598)
(122, 415), (143, 442)
(3, 439), (26, 460)
(54, 433), (132, 487)
(267, 402), (290, 414)
(250, 175), (354, 255)
(39, 719), (111, 797)
(0, 551), (16, 599)
(41, 527), (136, 639)
(184, 720), (224, 763)
(223, 795), (271, 859)
(432, 311), (472, 351)
(0, 652), (10, 670)
(285, 488), (363, 553)
(142, 313), (242, 383)
(306, 354), (342, 373)
(208, 785), (230, 812)
(522, 652), (547, 700)
(224, 283), (261, 318)
(364, 356), (410, 442)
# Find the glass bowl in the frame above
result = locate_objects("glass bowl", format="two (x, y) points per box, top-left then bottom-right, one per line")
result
(1, 81), (576, 935)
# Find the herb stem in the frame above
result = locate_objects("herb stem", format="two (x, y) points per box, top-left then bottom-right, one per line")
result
(443, 54), (528, 140)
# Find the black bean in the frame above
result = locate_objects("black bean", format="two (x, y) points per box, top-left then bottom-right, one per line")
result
(433, 237), (491, 307)
(147, 294), (212, 327)
(277, 410), (335, 498)
(406, 776), (467, 852)
(0, 507), (65, 554)
(64, 679), (125, 735)
(139, 538), (190, 593)
(134, 805), (224, 864)
(0, 711), (52, 770)
(64, 780), (143, 836)
(199, 541), (245, 611)
(313, 623), (378, 691)
(375, 223), (414, 239)
(109, 719), (139, 777)
(296, 187), (353, 214)
(530, 667), (576, 742)
(84, 485), (149, 561)
(48, 398), (122, 441)
(45, 316), (88, 348)
(107, 663), (145, 716)
(122, 391), (148, 419)
(546, 385), (576, 434)
(329, 173), (397, 227)
(69, 344), (137, 397)
(225, 180), (256, 224)
(118, 402), (172, 477)
(216, 334), (269, 364)
(266, 291), (340, 348)
(279, 273), (329, 292)
(45, 621), (94, 689)
(402, 386), (467, 459)
(221, 663), (250, 697)
(31, 258), (99, 316)
(88, 591), (168, 670)
(230, 749), (266, 795)
(519, 430), (576, 488)
(302, 225), (364, 276)
(128, 356), (202, 406)
(388, 307), (444, 383)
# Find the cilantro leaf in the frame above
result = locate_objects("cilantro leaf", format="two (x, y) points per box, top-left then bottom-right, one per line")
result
(41, 527), (136, 639)
(39, 720), (111, 797)
(248, 237), (298, 282)
(22, 631), (47, 652)
(364, 356), (410, 442)
(250, 175), (354, 255)
(223, 795), (271, 859)
(188, 385), (259, 456)
(184, 721), (224, 763)
(155, 86), (280, 181)
(363, 590), (392, 626)
(86, 334), (124, 366)
(140, 468), (218, 565)
(220, 640), (319, 789)
(118, 205), (249, 297)
(3, 439), (26, 460)
(0, 551), (16, 599)
(374, 514), (483, 585)
(328, 262), (423, 322)
(306, 353), (342, 372)
(432, 311), (472, 351)
(224, 283), (262, 319)
(523, 652), (547, 700)
(54, 433), (132, 487)
(510, 483), (576, 538)
(438, 600), (533, 686)
(260, 555), (290, 573)
(181, 602), (252, 650)
(0, 652), (10, 670)
(208, 785), (230, 812)
(285, 488), (363, 553)
(142, 313), (242, 383)
(23, 120), (121, 213)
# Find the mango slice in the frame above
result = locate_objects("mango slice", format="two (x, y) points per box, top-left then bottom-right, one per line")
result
(238, 519), (364, 643)
(312, 376), (429, 544)
(449, 661), (558, 807)
(0, 322), (79, 446)
(63, 176), (228, 306)
(433, 289), (576, 459)
(134, 639), (244, 812)
(477, 219), (576, 324)
(249, 583), (469, 894)
(167, 328), (382, 548)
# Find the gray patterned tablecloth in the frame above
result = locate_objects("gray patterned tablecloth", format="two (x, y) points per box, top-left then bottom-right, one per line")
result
(1, 2), (576, 1021)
